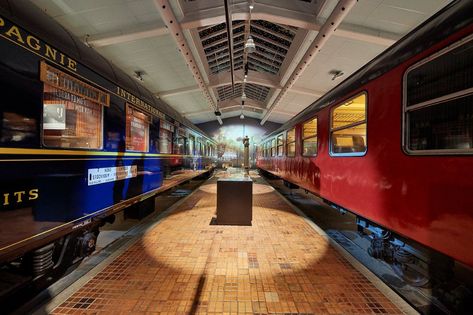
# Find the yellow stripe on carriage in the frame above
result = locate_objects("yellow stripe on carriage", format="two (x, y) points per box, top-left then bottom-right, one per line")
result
(0, 147), (195, 158)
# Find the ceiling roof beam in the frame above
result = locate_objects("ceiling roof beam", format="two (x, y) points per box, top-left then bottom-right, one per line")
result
(289, 86), (324, 98)
(183, 107), (263, 118)
(208, 49), (244, 64)
(181, 4), (398, 47)
(155, 0), (218, 121)
(250, 23), (294, 42)
(272, 109), (296, 117)
(180, 2), (318, 30)
(209, 69), (280, 89)
(277, 28), (311, 84)
(252, 49), (284, 63)
(223, 0), (236, 96)
(199, 21), (245, 41)
(249, 54), (281, 68)
(251, 32), (291, 50)
(262, 0), (358, 125)
(156, 85), (201, 98)
(203, 33), (244, 50)
(247, 57), (278, 73)
(210, 58), (244, 72)
(218, 98), (265, 109)
(86, 25), (168, 47)
(253, 42), (287, 58)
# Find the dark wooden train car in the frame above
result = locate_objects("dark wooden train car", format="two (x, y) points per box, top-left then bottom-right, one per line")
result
(0, 0), (215, 298)
(257, 0), (473, 286)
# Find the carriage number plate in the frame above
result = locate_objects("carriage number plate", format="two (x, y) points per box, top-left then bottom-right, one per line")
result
(87, 166), (137, 186)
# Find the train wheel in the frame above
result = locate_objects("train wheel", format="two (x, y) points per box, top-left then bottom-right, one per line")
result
(392, 261), (429, 287)
(392, 247), (430, 287)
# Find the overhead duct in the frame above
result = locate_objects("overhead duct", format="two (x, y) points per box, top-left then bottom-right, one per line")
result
(155, 0), (221, 123)
(261, 0), (358, 125)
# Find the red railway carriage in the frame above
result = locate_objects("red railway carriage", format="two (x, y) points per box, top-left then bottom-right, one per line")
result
(257, 0), (473, 275)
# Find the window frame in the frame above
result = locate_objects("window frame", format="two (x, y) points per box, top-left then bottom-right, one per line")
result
(41, 85), (105, 151)
(188, 134), (195, 155)
(329, 92), (368, 157)
(125, 103), (150, 153)
(277, 134), (284, 156)
(402, 33), (473, 155)
(286, 128), (296, 157)
(301, 117), (318, 157)
(158, 120), (174, 154)
(271, 138), (277, 157)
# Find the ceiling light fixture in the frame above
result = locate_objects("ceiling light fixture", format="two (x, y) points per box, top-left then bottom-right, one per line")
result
(245, 36), (256, 54)
(240, 113), (245, 119)
(133, 71), (144, 82)
(241, 92), (247, 101)
(329, 69), (344, 81)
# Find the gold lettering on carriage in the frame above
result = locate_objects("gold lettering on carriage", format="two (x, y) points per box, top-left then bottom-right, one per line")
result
(116, 86), (164, 119)
(0, 16), (77, 71)
(2, 188), (39, 207)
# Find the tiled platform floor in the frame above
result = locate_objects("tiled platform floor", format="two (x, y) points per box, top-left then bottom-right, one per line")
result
(51, 172), (407, 314)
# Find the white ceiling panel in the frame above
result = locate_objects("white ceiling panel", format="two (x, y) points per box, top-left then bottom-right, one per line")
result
(97, 35), (196, 92)
(161, 91), (209, 114)
(277, 91), (316, 114)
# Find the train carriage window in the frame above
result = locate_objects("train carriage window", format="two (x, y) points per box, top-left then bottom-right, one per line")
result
(286, 128), (296, 157)
(41, 63), (108, 150)
(196, 138), (202, 156)
(330, 93), (367, 155)
(277, 134), (284, 156)
(126, 104), (150, 152)
(271, 138), (277, 157)
(174, 128), (187, 155)
(188, 135), (195, 155)
(159, 120), (174, 154)
(302, 118), (317, 156)
(405, 36), (473, 153)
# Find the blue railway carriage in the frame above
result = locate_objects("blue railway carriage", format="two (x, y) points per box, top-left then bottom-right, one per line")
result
(0, 0), (216, 297)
